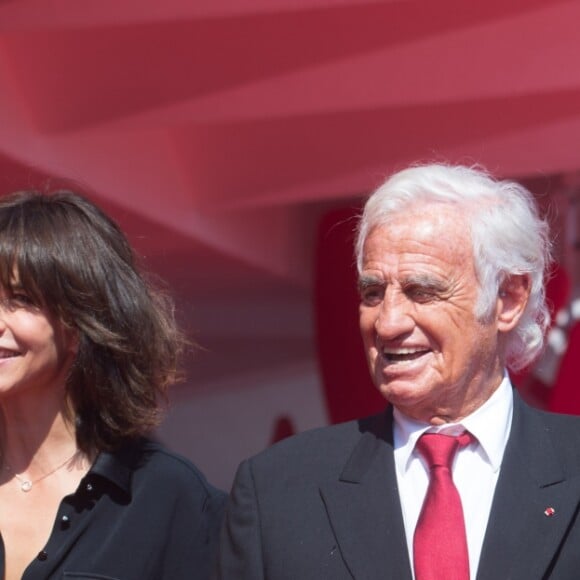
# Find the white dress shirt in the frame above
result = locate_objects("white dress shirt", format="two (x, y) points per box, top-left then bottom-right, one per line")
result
(393, 375), (513, 580)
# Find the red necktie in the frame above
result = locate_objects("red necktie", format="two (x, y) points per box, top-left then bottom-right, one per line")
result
(413, 431), (474, 580)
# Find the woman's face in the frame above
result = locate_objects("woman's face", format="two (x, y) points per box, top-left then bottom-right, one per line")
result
(0, 283), (77, 400)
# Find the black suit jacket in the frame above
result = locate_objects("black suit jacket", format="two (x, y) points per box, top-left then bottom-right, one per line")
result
(217, 392), (580, 579)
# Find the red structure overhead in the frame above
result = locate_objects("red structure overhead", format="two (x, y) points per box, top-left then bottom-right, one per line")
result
(2, 0), (580, 486)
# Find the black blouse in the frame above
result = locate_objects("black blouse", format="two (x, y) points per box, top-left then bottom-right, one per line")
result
(1, 438), (226, 579)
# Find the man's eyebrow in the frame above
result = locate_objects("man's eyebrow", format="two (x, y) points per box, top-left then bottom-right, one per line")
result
(357, 275), (385, 289)
(402, 274), (448, 291)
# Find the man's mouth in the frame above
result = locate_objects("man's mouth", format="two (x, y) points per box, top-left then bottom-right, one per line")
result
(381, 347), (430, 363)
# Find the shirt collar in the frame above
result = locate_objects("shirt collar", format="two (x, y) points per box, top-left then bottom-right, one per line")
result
(393, 373), (513, 473)
(88, 438), (145, 496)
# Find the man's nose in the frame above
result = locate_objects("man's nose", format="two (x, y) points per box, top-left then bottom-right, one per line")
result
(374, 290), (414, 339)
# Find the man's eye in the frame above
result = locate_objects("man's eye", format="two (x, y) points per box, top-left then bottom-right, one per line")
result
(406, 286), (439, 303)
(360, 287), (384, 306)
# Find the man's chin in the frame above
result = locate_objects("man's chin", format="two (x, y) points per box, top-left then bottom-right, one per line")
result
(377, 382), (431, 416)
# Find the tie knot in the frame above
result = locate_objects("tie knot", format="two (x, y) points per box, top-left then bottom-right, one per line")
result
(416, 431), (473, 470)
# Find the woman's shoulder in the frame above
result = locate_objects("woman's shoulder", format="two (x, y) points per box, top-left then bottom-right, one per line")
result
(105, 437), (225, 502)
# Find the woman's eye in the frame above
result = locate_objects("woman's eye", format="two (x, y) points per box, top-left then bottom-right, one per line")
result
(11, 293), (34, 306)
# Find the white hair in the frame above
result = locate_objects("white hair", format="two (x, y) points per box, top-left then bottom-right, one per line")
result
(355, 163), (553, 371)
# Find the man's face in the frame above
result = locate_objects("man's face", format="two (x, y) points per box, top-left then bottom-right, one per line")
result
(358, 206), (505, 424)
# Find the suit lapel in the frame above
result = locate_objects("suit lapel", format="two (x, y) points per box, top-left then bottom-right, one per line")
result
(476, 393), (580, 580)
(320, 411), (412, 580)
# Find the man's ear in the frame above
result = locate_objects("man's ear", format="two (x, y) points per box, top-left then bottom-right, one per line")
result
(497, 274), (531, 332)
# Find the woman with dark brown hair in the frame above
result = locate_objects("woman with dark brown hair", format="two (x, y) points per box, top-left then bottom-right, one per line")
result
(0, 191), (225, 579)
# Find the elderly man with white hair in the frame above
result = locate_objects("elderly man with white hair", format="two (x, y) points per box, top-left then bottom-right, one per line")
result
(217, 164), (580, 580)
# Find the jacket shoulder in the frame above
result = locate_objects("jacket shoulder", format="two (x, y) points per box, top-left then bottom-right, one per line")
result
(515, 399), (580, 473)
(246, 411), (389, 482)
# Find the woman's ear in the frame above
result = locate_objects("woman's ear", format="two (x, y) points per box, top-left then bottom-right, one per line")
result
(497, 274), (531, 332)
(62, 322), (80, 357)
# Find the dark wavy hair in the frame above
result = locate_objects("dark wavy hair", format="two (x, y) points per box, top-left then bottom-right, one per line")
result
(0, 190), (185, 455)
